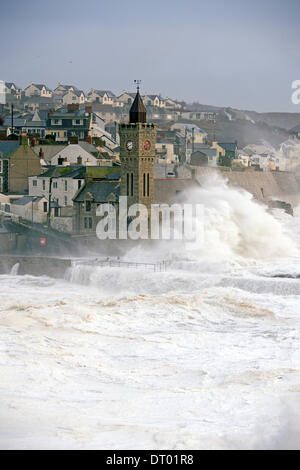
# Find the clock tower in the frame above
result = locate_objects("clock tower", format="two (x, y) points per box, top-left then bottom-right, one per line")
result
(119, 85), (157, 216)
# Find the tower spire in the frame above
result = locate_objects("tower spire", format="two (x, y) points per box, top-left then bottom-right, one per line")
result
(129, 80), (146, 123)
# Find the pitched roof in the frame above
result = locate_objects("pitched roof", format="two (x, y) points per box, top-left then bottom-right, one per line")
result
(86, 166), (121, 180)
(36, 166), (84, 178)
(63, 89), (85, 97)
(129, 91), (147, 123)
(32, 145), (67, 160)
(0, 141), (20, 159)
(90, 90), (115, 97)
(14, 196), (43, 206)
(30, 83), (52, 92)
(74, 181), (120, 202)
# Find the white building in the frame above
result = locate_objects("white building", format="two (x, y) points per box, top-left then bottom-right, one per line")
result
(29, 167), (85, 208)
(62, 89), (86, 105)
(87, 89), (115, 105)
(10, 196), (49, 224)
(155, 142), (178, 163)
(49, 143), (99, 166)
(53, 84), (78, 96)
(24, 83), (52, 98)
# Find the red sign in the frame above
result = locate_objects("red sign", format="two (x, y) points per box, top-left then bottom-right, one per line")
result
(40, 237), (47, 247)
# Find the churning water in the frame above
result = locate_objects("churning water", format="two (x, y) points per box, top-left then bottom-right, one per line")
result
(1, 178), (300, 449)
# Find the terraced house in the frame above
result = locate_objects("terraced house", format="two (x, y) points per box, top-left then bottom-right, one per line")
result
(24, 83), (52, 98)
(46, 104), (92, 142)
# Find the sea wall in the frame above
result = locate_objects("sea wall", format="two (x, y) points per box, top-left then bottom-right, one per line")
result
(0, 256), (72, 278)
(193, 167), (300, 207)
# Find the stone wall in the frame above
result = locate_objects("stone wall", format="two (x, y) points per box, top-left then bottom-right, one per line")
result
(0, 255), (72, 278)
(192, 167), (300, 207)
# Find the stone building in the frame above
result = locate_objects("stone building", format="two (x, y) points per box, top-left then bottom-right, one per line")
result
(0, 137), (41, 194)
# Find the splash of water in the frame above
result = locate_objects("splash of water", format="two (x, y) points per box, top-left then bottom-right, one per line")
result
(183, 173), (298, 261)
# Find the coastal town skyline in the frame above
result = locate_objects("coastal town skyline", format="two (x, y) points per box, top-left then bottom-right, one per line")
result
(2, 0), (300, 113)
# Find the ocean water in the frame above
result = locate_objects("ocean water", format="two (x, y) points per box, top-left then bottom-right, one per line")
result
(1, 179), (300, 450)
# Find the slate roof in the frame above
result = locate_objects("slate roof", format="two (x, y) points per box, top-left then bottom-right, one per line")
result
(14, 196), (43, 206)
(74, 181), (120, 203)
(63, 89), (85, 97)
(36, 166), (84, 178)
(26, 83), (52, 92)
(0, 141), (20, 159)
(32, 145), (67, 160)
(86, 166), (121, 180)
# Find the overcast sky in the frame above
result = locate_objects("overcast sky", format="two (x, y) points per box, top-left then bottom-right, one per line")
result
(2, 0), (300, 112)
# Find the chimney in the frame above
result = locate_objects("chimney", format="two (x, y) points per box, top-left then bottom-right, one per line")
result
(68, 104), (79, 113)
(69, 135), (79, 144)
(85, 105), (92, 114)
(20, 132), (28, 146)
(39, 147), (44, 159)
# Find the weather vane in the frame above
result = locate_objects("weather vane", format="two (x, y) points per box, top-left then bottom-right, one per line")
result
(134, 79), (141, 92)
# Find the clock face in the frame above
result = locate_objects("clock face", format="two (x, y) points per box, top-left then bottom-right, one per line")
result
(144, 140), (151, 151)
(126, 140), (133, 151)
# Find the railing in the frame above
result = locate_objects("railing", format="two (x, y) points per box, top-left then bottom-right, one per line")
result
(74, 258), (168, 272)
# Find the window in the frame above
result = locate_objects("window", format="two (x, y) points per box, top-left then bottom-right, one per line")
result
(43, 202), (47, 212)
(51, 119), (62, 125)
(78, 180), (82, 189)
(33, 180), (37, 187)
(77, 156), (82, 164)
(64, 181), (68, 191)
(0, 177), (2, 192)
(64, 196), (68, 206)
(42, 180), (46, 190)
(86, 200), (91, 212)
(54, 207), (59, 217)
(84, 217), (92, 229)
(53, 181), (57, 189)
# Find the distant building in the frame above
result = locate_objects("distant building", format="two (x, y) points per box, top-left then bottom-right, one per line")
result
(62, 89), (86, 105)
(46, 104), (92, 142)
(180, 110), (218, 121)
(87, 89), (116, 105)
(24, 83), (52, 98)
(53, 84), (78, 96)
(5, 82), (22, 98)
(118, 92), (136, 106)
